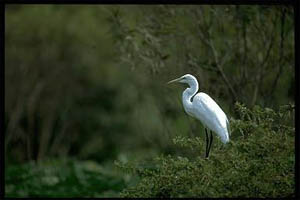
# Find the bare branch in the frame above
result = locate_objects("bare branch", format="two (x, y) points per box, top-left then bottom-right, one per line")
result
(269, 8), (286, 97)
(208, 39), (238, 102)
(250, 13), (277, 106)
(193, 8), (238, 103)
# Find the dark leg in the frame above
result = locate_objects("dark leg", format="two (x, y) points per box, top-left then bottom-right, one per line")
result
(205, 128), (209, 158)
(207, 131), (214, 158)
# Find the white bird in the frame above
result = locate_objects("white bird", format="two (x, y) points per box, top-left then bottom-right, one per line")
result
(168, 74), (230, 158)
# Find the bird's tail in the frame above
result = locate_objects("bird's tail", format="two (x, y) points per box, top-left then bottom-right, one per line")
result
(226, 117), (231, 137)
(220, 119), (230, 144)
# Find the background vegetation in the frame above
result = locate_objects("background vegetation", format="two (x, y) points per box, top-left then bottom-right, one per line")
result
(5, 5), (295, 197)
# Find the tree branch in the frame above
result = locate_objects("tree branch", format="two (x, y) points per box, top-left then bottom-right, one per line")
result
(193, 8), (238, 103)
(207, 39), (238, 102)
(269, 8), (286, 97)
(250, 14), (277, 106)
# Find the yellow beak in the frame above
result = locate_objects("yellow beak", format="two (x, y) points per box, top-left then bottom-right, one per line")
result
(167, 77), (183, 84)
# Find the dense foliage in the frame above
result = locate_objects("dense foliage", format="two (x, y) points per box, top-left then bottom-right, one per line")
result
(5, 159), (129, 197)
(116, 103), (295, 197)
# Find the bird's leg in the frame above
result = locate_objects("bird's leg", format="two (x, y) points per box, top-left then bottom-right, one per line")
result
(205, 128), (209, 158)
(207, 131), (214, 158)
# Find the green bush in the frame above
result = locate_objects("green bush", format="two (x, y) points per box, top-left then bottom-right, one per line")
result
(116, 103), (295, 198)
(5, 159), (129, 197)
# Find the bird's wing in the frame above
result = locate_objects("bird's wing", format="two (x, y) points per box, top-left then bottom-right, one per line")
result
(192, 92), (230, 143)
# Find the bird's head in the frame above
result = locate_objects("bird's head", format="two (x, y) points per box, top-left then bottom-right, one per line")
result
(167, 74), (197, 85)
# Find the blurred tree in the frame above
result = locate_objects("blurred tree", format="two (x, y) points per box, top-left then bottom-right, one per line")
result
(5, 5), (294, 165)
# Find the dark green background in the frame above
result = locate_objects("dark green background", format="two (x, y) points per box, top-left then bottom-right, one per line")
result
(5, 5), (295, 197)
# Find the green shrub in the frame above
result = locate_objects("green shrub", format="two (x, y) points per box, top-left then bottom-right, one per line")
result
(116, 103), (295, 197)
(5, 159), (128, 197)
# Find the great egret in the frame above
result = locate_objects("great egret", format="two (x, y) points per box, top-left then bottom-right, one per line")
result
(168, 74), (230, 158)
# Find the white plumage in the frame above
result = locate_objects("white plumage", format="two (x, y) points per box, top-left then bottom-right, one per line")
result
(191, 93), (230, 143)
(168, 74), (230, 157)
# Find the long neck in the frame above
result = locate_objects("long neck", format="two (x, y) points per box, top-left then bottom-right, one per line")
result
(182, 81), (198, 115)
